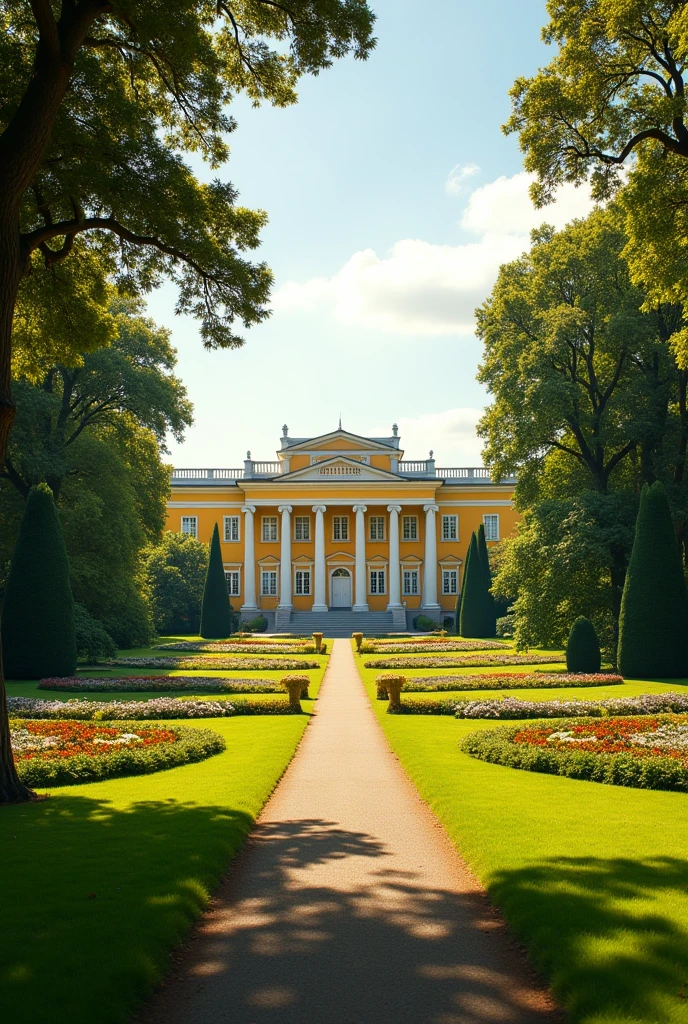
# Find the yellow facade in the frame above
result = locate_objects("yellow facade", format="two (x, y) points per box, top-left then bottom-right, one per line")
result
(167, 426), (518, 630)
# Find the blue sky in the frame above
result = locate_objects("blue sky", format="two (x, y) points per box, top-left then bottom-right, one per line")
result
(148, 0), (592, 469)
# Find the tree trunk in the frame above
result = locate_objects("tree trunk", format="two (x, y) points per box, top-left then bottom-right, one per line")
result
(0, 208), (35, 802)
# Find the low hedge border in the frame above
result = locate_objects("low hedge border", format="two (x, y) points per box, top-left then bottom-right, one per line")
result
(110, 656), (320, 670)
(388, 673), (622, 693)
(39, 676), (285, 694)
(459, 720), (688, 792)
(13, 721), (226, 787)
(152, 642), (326, 654)
(361, 640), (506, 654)
(364, 653), (564, 669)
(8, 697), (302, 720)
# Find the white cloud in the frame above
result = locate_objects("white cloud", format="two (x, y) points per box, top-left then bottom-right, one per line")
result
(273, 171), (596, 337)
(445, 162), (480, 195)
(372, 408), (485, 465)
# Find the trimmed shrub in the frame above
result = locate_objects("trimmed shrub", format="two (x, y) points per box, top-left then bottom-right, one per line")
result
(459, 532), (482, 637)
(566, 616), (601, 673)
(1, 485), (77, 679)
(618, 482), (688, 678)
(74, 604), (116, 662)
(241, 614), (268, 633)
(200, 523), (233, 639)
(414, 613), (437, 632)
(477, 524), (497, 637)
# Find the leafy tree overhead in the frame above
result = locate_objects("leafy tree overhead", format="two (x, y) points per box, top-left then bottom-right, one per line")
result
(504, 1), (688, 307)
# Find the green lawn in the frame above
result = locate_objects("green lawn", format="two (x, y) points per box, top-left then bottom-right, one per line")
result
(356, 654), (688, 1024)
(0, 715), (310, 1024)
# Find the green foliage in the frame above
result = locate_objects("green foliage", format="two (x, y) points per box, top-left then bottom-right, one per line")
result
(200, 523), (233, 639)
(73, 604), (116, 662)
(3, 2), (376, 354)
(618, 483), (688, 679)
(141, 531), (208, 634)
(493, 492), (636, 653)
(241, 614), (268, 633)
(566, 616), (601, 674)
(460, 532), (495, 638)
(476, 524), (497, 637)
(414, 614), (437, 632)
(1, 485), (76, 679)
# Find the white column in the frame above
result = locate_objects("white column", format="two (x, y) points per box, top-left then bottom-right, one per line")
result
(387, 504), (402, 610)
(240, 505), (257, 612)
(422, 503), (441, 614)
(277, 505), (292, 608)
(312, 504), (328, 612)
(352, 504), (368, 612)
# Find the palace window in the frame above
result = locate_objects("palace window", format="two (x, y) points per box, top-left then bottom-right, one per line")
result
(402, 515), (418, 540)
(369, 516), (385, 541)
(402, 569), (419, 595)
(442, 569), (458, 595)
(369, 569), (386, 595)
(181, 516), (197, 538)
(224, 515), (240, 542)
(333, 515), (349, 541)
(441, 514), (458, 541)
(483, 514), (500, 541)
(295, 569), (312, 595)
(261, 570), (278, 596)
(224, 570), (240, 597)
(294, 516), (310, 541)
(262, 516), (278, 542)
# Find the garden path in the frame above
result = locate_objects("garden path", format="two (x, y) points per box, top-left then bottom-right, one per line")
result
(140, 639), (562, 1024)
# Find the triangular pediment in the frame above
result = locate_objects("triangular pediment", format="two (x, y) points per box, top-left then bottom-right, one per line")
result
(280, 455), (401, 482)
(400, 554), (423, 565)
(326, 550), (356, 563)
(438, 554), (463, 565)
(281, 429), (401, 455)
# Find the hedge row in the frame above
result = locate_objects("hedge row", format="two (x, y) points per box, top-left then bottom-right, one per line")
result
(14, 722), (225, 787)
(153, 642), (323, 654)
(8, 697), (301, 720)
(364, 653), (564, 669)
(459, 723), (688, 792)
(39, 676), (283, 693)
(360, 640), (505, 654)
(396, 673), (622, 693)
(111, 656), (320, 670)
(391, 691), (688, 720)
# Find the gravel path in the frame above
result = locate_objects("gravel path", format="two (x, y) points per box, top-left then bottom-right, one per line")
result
(140, 638), (561, 1024)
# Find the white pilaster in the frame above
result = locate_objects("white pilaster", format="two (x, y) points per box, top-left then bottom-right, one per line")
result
(386, 504), (402, 610)
(312, 504), (328, 612)
(277, 505), (293, 609)
(240, 505), (257, 613)
(422, 503), (441, 616)
(352, 504), (368, 611)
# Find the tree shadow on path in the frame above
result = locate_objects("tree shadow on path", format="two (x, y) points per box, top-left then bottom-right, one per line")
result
(140, 818), (562, 1024)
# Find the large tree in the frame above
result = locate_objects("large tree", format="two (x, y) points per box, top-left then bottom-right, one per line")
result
(504, 1), (688, 307)
(0, 0), (375, 801)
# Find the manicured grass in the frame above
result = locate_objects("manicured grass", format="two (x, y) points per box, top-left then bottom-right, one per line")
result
(0, 715), (309, 1024)
(357, 658), (688, 1024)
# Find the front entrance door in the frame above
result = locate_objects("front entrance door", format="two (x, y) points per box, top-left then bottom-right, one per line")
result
(331, 568), (352, 608)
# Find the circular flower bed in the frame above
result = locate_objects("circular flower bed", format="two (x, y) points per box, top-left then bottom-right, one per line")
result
(461, 714), (688, 791)
(12, 719), (225, 787)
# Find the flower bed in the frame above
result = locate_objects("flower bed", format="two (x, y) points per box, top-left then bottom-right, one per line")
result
(460, 714), (688, 791)
(153, 642), (321, 654)
(364, 653), (564, 669)
(360, 640), (506, 653)
(39, 676), (283, 693)
(8, 697), (300, 720)
(390, 690), (688, 719)
(110, 656), (320, 670)
(10, 719), (225, 787)
(396, 673), (621, 693)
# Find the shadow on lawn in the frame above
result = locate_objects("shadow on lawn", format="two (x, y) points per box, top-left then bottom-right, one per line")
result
(489, 855), (688, 1023)
(138, 817), (561, 1024)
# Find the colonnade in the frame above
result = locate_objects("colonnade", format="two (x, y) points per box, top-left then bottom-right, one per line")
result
(240, 503), (440, 616)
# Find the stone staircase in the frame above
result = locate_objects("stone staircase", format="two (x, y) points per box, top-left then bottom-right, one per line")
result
(282, 610), (399, 638)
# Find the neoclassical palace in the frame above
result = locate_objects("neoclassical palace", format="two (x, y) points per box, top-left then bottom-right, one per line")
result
(167, 424), (517, 632)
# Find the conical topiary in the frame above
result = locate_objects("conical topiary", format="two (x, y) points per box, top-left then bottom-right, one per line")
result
(1, 484), (77, 679)
(460, 532), (484, 637)
(477, 524), (497, 637)
(566, 616), (601, 673)
(618, 482), (688, 679)
(200, 523), (232, 639)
